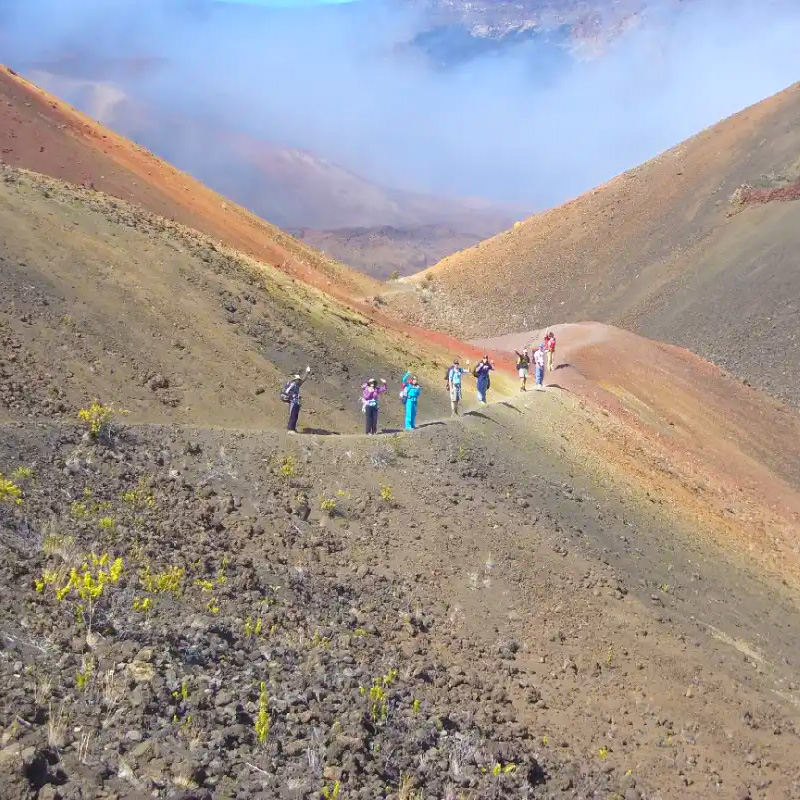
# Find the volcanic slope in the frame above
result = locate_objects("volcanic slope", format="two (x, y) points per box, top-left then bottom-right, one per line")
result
(2, 78), (800, 800)
(0, 165), (487, 433)
(0, 64), (378, 303)
(400, 81), (800, 407)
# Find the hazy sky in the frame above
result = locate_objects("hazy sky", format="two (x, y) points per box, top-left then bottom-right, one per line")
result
(2, 0), (800, 211)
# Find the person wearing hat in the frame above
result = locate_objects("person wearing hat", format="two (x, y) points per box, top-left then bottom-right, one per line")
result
(401, 370), (422, 430)
(283, 365), (312, 433)
(361, 377), (388, 435)
(446, 358), (470, 415)
(514, 347), (531, 391)
(533, 344), (546, 390)
(544, 329), (557, 371)
(473, 354), (494, 404)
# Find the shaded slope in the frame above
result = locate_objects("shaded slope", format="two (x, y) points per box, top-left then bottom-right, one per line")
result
(402, 82), (800, 405)
(0, 64), (378, 302)
(292, 224), (484, 279)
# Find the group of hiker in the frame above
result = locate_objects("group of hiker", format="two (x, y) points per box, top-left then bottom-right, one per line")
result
(513, 329), (557, 392)
(280, 330), (557, 434)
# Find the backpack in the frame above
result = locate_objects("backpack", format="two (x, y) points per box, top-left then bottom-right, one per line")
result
(472, 363), (480, 377)
(399, 385), (409, 404)
(280, 381), (295, 403)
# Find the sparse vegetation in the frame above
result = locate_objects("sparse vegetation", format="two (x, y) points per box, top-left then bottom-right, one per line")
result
(77, 400), (127, 440)
(255, 681), (270, 745)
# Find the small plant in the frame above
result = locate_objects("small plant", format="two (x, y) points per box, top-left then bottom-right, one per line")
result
(320, 780), (341, 799)
(194, 578), (214, 593)
(140, 564), (185, 597)
(361, 669), (398, 724)
(206, 597), (220, 614)
(255, 681), (270, 745)
(171, 680), (190, 703)
(75, 655), (94, 692)
(98, 516), (115, 531)
(379, 484), (393, 502)
(132, 596), (153, 613)
(78, 401), (127, 440)
(279, 456), (297, 479)
(598, 746), (609, 760)
(121, 479), (155, 509)
(319, 497), (337, 515)
(244, 616), (263, 638)
(11, 466), (33, 481)
(491, 762), (517, 777)
(37, 552), (123, 630)
(0, 474), (23, 505)
(411, 698), (421, 714)
(388, 269), (400, 281)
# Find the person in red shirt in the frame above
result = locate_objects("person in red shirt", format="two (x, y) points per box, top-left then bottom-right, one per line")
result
(544, 330), (557, 372)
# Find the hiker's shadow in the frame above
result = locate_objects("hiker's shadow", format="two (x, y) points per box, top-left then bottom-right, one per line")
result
(302, 428), (341, 436)
(464, 411), (501, 424)
(553, 363), (571, 371)
(544, 384), (566, 391)
(500, 402), (522, 413)
(418, 421), (446, 429)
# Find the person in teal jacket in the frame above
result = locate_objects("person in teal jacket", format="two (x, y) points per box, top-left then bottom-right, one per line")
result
(402, 371), (422, 430)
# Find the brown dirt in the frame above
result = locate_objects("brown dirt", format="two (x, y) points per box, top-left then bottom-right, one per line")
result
(394, 81), (800, 407)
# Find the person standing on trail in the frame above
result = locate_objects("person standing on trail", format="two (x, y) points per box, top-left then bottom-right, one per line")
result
(446, 359), (470, 416)
(401, 371), (422, 430)
(361, 378), (388, 435)
(544, 330), (557, 372)
(281, 366), (311, 434)
(534, 344), (546, 390)
(473, 355), (494, 404)
(514, 348), (531, 391)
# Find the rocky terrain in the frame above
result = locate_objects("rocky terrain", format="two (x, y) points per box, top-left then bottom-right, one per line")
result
(1, 47), (800, 800)
(396, 81), (800, 408)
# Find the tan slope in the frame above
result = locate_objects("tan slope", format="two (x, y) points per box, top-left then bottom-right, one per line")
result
(403, 81), (800, 405)
(0, 64), (378, 302)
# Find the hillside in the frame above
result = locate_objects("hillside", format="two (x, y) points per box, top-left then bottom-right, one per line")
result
(0, 65), (378, 303)
(14, 66), (518, 277)
(293, 225), (484, 279)
(399, 81), (800, 406)
(2, 52), (800, 800)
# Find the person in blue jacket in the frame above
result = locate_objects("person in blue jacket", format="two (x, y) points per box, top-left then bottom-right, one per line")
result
(473, 355), (494, 404)
(401, 371), (422, 430)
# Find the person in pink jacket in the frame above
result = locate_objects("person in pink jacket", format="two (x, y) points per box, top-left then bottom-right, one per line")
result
(361, 378), (388, 435)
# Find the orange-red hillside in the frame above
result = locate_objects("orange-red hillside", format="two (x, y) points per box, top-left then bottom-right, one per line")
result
(475, 322), (800, 587)
(401, 81), (800, 407)
(0, 64), (377, 302)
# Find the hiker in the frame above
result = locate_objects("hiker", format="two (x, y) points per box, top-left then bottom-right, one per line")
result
(514, 348), (531, 391)
(281, 365), (312, 433)
(361, 377), (388, 435)
(446, 358), (470, 415)
(473, 355), (494, 404)
(401, 370), (422, 430)
(534, 344), (546, 390)
(544, 329), (557, 372)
